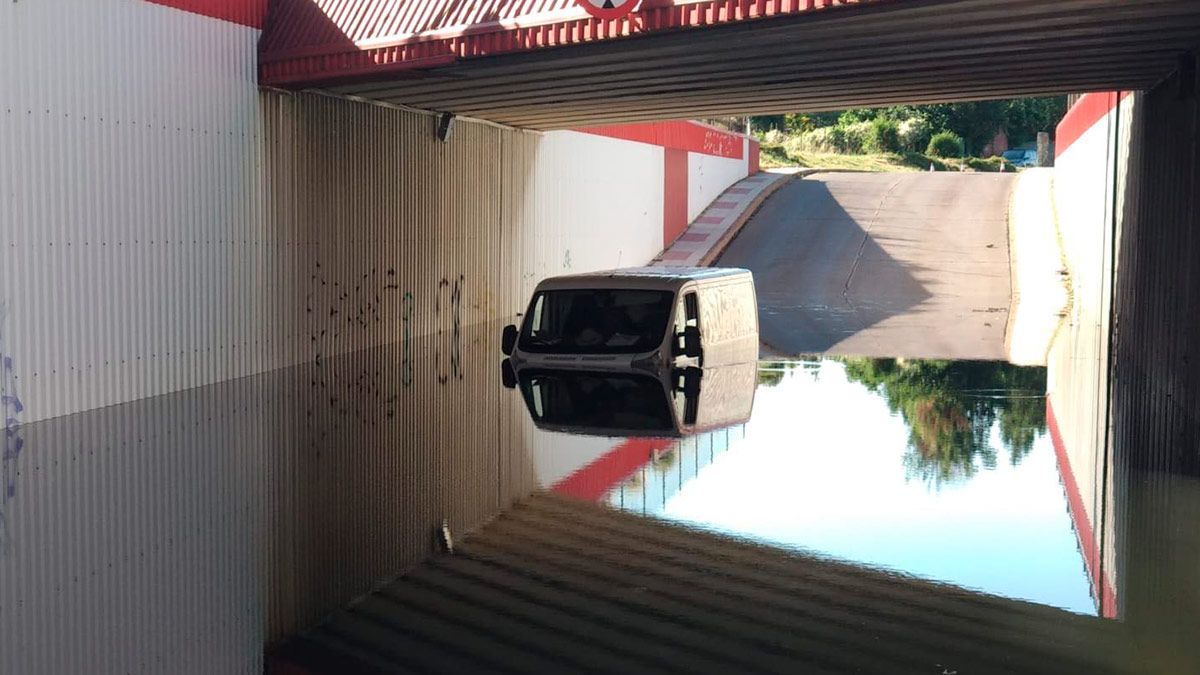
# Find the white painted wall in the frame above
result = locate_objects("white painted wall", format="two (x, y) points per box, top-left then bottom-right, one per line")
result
(0, 5), (264, 673)
(511, 129), (666, 308)
(0, 0), (264, 424)
(1047, 93), (1137, 612)
(686, 136), (751, 222)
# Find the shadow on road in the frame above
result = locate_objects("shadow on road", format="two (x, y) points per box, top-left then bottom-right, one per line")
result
(716, 173), (1013, 359)
(717, 177), (931, 355)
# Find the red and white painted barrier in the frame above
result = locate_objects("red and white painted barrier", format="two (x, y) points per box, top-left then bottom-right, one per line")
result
(579, 121), (760, 249)
(1046, 91), (1136, 618)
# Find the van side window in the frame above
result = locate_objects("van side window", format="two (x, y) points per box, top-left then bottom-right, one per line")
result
(684, 292), (699, 328)
(674, 290), (700, 354)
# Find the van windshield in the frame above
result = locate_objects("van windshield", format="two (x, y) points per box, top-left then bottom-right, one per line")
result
(520, 289), (674, 354)
(518, 370), (673, 433)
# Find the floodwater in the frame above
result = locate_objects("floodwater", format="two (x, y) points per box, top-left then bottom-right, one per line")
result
(591, 358), (1095, 615)
(2, 325), (1197, 673)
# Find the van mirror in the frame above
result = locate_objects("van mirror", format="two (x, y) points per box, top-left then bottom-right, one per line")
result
(501, 324), (519, 355)
(676, 325), (702, 359)
(501, 358), (517, 389)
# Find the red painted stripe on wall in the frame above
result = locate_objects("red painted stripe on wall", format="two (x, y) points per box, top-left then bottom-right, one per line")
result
(663, 148), (690, 246)
(146, 0), (266, 28)
(749, 139), (761, 175)
(1056, 91), (1130, 159)
(1046, 398), (1118, 618)
(580, 121), (745, 159)
(551, 438), (676, 502)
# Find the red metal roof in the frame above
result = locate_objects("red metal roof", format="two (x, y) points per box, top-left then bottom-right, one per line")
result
(260, 0), (879, 87)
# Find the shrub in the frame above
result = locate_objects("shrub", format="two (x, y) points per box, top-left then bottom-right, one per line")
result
(898, 116), (932, 153)
(838, 120), (874, 154)
(760, 128), (786, 146)
(864, 117), (901, 153)
(966, 156), (1006, 173)
(794, 126), (838, 153)
(927, 131), (965, 158)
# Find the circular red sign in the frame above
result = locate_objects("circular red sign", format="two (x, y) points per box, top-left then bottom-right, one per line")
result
(576, 0), (640, 20)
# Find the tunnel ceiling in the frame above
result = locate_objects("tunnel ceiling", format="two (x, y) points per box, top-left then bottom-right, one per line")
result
(261, 0), (1200, 130)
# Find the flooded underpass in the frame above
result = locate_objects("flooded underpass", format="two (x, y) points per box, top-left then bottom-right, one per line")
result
(3, 330), (1196, 673)
(3, 270), (1195, 674)
(260, 351), (1193, 674)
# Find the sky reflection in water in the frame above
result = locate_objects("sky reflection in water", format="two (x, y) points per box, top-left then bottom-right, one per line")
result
(604, 358), (1097, 616)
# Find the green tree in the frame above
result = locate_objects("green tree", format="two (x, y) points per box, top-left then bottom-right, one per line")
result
(926, 131), (964, 158)
(865, 116), (901, 153)
(841, 359), (1047, 488)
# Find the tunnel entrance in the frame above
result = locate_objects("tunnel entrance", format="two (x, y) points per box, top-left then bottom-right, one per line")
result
(3, 2), (1198, 673)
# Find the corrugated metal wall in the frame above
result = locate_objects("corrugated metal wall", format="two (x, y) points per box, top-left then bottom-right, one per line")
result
(259, 90), (537, 643)
(0, 0), (263, 425)
(2, 3), (700, 669)
(0, 2), (552, 668)
(1108, 65), (1200, 661)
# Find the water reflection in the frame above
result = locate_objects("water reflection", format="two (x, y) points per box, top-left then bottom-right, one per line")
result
(4, 334), (1197, 672)
(840, 358), (1047, 488)
(0, 325), (533, 674)
(568, 358), (1096, 615)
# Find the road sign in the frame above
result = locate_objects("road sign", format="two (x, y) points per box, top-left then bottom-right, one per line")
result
(577, 0), (640, 20)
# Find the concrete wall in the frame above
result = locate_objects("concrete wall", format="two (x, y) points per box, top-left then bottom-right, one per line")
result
(1050, 67), (1200, 656)
(1047, 91), (1136, 618)
(580, 121), (758, 247)
(504, 129), (666, 308)
(687, 137), (752, 223)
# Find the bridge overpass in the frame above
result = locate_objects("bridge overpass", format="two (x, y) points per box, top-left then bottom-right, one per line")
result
(260, 0), (1200, 128)
(2, 1), (1199, 672)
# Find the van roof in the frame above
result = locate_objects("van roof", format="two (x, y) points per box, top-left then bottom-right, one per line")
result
(535, 266), (750, 291)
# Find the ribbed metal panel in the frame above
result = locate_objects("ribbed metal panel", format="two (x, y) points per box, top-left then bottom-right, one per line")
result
(272, 492), (1135, 674)
(262, 0), (576, 50)
(1, 1), (557, 665)
(1108, 67), (1200, 663)
(259, 90), (532, 643)
(0, 0), (263, 425)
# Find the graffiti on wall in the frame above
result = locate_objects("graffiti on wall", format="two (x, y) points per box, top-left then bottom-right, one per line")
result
(435, 275), (465, 384)
(305, 264), (402, 447)
(0, 302), (24, 555)
(304, 264), (467, 448)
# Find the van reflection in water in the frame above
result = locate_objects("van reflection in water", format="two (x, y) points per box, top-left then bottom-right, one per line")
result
(501, 267), (759, 438)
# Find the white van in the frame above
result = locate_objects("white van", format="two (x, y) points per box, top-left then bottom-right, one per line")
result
(501, 267), (759, 372)
(509, 361), (757, 438)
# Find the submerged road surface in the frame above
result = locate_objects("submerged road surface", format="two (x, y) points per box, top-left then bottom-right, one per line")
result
(717, 172), (1015, 359)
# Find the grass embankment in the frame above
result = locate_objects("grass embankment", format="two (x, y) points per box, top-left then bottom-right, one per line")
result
(759, 145), (1008, 173)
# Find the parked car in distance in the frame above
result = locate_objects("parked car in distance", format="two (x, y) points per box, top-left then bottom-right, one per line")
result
(1001, 148), (1038, 168)
(500, 267), (759, 372)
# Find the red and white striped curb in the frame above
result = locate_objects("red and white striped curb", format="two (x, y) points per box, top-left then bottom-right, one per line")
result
(652, 169), (809, 267)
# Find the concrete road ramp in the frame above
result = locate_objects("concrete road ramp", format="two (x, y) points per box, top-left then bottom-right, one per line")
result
(717, 172), (1015, 360)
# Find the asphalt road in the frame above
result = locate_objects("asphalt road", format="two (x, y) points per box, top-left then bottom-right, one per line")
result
(716, 172), (1016, 360)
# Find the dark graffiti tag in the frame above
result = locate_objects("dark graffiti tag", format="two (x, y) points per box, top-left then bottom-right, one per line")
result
(435, 275), (465, 385)
(304, 265), (468, 449)
(306, 264), (403, 447)
(402, 291), (415, 387)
